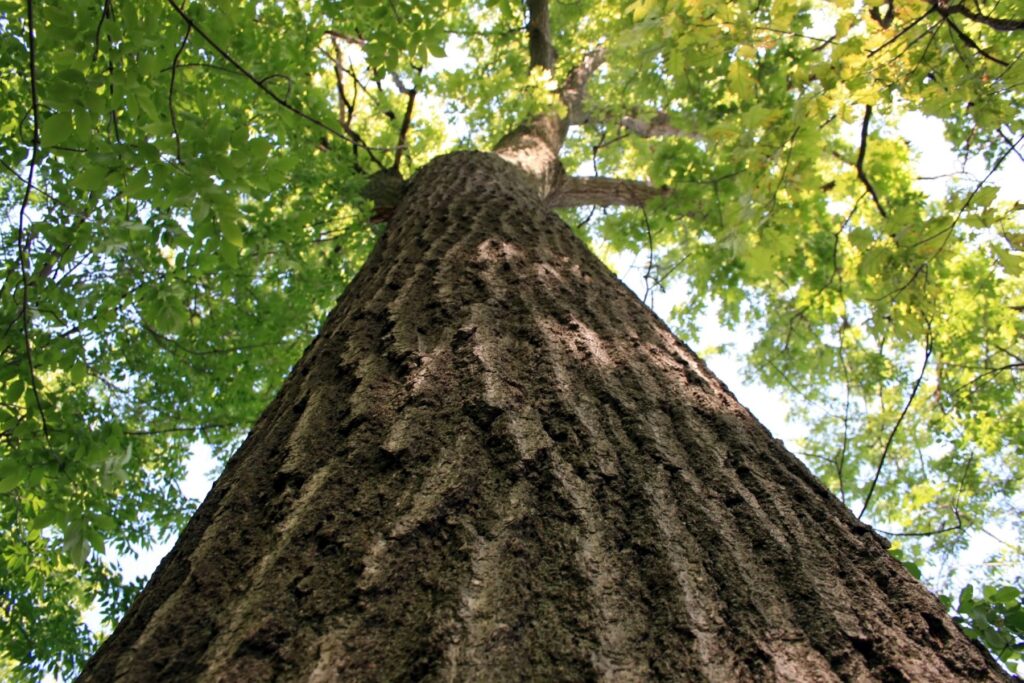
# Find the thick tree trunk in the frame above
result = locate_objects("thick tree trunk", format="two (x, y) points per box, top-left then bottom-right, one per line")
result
(80, 152), (1008, 682)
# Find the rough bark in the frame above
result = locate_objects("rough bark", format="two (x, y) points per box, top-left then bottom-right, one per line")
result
(526, 0), (557, 70)
(80, 151), (1009, 682)
(546, 175), (671, 209)
(494, 113), (566, 199)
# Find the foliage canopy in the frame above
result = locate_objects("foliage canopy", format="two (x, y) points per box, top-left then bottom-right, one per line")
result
(1, 0), (1022, 677)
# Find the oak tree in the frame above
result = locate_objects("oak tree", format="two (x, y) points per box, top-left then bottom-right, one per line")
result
(1, 0), (1022, 678)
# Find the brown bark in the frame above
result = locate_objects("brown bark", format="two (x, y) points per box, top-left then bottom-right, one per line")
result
(618, 112), (695, 139)
(79, 151), (1009, 682)
(526, 0), (557, 70)
(546, 175), (671, 209)
(494, 113), (566, 199)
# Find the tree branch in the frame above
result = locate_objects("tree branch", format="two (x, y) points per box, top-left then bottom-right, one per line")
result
(562, 48), (607, 125)
(856, 105), (888, 218)
(617, 112), (696, 139)
(933, 1), (1024, 31)
(496, 1), (606, 194)
(942, 14), (1009, 65)
(858, 335), (932, 520)
(495, 44), (605, 194)
(165, 0), (385, 168)
(91, 0), (113, 63)
(328, 37), (360, 162)
(19, 0), (50, 445)
(526, 0), (557, 70)
(546, 175), (671, 208)
(324, 30), (365, 46)
(392, 76), (417, 172)
(870, 0), (896, 28)
(169, 24), (191, 163)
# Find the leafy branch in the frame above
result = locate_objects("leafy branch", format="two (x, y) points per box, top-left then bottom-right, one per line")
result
(164, 0), (385, 168)
(929, 0), (1024, 32)
(17, 0), (50, 445)
(868, 7), (938, 57)
(871, 132), (1023, 303)
(942, 14), (1009, 66)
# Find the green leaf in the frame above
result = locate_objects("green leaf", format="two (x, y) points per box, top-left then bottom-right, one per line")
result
(63, 525), (89, 566)
(141, 290), (189, 335)
(0, 469), (24, 493)
(959, 585), (974, 608)
(221, 219), (245, 249)
(30, 506), (61, 530)
(91, 514), (118, 532)
(5, 378), (24, 403)
(74, 164), (110, 191)
(69, 361), (87, 384)
(973, 186), (999, 208)
(41, 112), (74, 147)
(900, 560), (922, 580)
(992, 586), (1021, 606)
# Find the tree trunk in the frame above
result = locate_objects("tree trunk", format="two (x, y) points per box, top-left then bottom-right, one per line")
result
(80, 152), (1008, 682)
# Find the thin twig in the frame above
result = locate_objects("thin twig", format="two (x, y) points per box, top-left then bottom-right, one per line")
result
(0, 157), (58, 203)
(164, 0), (384, 168)
(834, 237), (853, 505)
(858, 334), (933, 519)
(640, 205), (656, 308)
(18, 0), (50, 444)
(169, 24), (191, 163)
(125, 423), (234, 437)
(327, 37), (363, 166)
(138, 319), (293, 357)
(874, 520), (962, 537)
(329, 39), (355, 126)
(871, 134), (1022, 302)
(161, 61), (238, 76)
(856, 105), (887, 217)
(907, 134), (1020, 252)
(91, 0), (113, 63)
(392, 79), (417, 172)
(868, 7), (937, 57)
(932, 0), (1024, 32)
(951, 361), (1024, 394)
(996, 126), (1024, 164)
(943, 15), (1009, 66)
